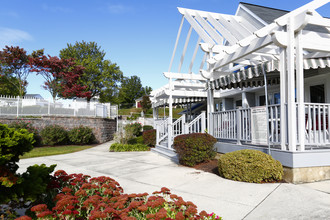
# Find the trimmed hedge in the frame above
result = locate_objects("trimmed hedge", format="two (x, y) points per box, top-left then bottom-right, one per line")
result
(173, 133), (217, 167)
(40, 125), (68, 146)
(109, 143), (150, 152)
(68, 125), (95, 145)
(143, 129), (156, 147)
(218, 149), (283, 183)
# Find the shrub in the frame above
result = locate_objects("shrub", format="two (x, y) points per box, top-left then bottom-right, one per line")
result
(143, 129), (156, 147)
(173, 133), (217, 167)
(8, 120), (42, 147)
(109, 143), (150, 152)
(143, 125), (153, 131)
(20, 170), (221, 220)
(68, 126), (95, 145)
(218, 149), (283, 183)
(127, 135), (144, 145)
(40, 125), (68, 146)
(125, 122), (142, 136)
(113, 128), (135, 144)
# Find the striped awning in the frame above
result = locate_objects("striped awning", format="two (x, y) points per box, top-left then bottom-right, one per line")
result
(210, 57), (330, 90)
(152, 97), (206, 108)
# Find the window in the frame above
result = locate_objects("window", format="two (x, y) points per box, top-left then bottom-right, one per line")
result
(259, 95), (265, 106)
(310, 84), (325, 103)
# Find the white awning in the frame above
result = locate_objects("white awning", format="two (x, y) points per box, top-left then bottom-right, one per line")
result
(152, 97), (206, 108)
(210, 57), (330, 90)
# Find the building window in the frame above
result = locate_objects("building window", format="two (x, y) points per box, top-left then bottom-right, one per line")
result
(310, 84), (325, 103)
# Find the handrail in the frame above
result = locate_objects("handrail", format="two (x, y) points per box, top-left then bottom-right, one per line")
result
(173, 114), (186, 138)
(156, 118), (169, 145)
(187, 111), (206, 134)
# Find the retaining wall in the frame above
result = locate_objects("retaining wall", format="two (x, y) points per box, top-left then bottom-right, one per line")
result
(0, 116), (117, 144)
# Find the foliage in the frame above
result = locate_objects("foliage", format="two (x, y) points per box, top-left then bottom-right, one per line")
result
(68, 126), (95, 145)
(143, 129), (156, 147)
(218, 149), (284, 183)
(173, 133), (217, 167)
(125, 122), (142, 137)
(0, 46), (32, 97)
(30, 55), (91, 101)
(8, 120), (42, 147)
(19, 170), (220, 220)
(113, 128), (135, 145)
(140, 95), (152, 113)
(118, 75), (150, 107)
(0, 124), (34, 188)
(0, 75), (22, 96)
(40, 125), (68, 146)
(59, 41), (123, 102)
(143, 125), (153, 131)
(109, 143), (150, 152)
(127, 135), (144, 145)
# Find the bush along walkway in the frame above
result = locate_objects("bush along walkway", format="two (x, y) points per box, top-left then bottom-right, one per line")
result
(17, 141), (330, 220)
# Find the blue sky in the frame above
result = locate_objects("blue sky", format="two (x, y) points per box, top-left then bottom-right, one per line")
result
(1, 0), (329, 99)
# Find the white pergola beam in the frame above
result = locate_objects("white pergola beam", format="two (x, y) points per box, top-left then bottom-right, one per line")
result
(163, 72), (206, 80)
(206, 14), (238, 45)
(194, 12), (223, 45)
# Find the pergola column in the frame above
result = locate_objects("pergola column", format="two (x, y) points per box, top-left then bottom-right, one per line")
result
(168, 76), (173, 149)
(280, 48), (288, 150)
(207, 82), (215, 135)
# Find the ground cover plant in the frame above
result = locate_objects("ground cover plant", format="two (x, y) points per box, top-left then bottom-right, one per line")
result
(109, 143), (150, 152)
(17, 170), (221, 220)
(173, 133), (217, 167)
(218, 149), (283, 183)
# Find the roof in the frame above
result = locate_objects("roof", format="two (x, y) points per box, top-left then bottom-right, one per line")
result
(240, 2), (329, 33)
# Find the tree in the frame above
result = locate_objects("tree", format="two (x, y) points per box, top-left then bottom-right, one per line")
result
(59, 41), (123, 102)
(118, 75), (149, 108)
(0, 46), (32, 97)
(0, 75), (23, 96)
(140, 95), (151, 113)
(30, 55), (91, 101)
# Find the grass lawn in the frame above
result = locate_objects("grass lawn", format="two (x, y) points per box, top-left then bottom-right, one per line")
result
(119, 107), (184, 119)
(20, 145), (95, 159)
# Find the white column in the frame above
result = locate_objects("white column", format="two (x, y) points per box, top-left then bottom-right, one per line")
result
(286, 17), (297, 152)
(280, 48), (288, 151)
(296, 30), (305, 151)
(168, 76), (173, 149)
(207, 84), (214, 135)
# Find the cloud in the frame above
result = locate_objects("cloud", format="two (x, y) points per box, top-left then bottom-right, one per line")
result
(107, 4), (132, 14)
(42, 4), (71, 13)
(0, 28), (33, 47)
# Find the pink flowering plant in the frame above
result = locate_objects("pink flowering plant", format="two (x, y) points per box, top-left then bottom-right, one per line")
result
(17, 170), (221, 220)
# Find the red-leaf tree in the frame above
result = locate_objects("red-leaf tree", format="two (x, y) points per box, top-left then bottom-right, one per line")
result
(0, 46), (32, 97)
(30, 55), (91, 101)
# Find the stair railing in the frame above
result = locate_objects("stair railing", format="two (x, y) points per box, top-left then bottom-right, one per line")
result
(156, 118), (169, 145)
(186, 111), (206, 134)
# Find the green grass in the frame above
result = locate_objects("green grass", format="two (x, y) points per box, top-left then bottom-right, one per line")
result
(20, 145), (95, 159)
(119, 107), (184, 119)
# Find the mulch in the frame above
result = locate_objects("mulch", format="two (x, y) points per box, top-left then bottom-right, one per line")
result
(192, 159), (220, 176)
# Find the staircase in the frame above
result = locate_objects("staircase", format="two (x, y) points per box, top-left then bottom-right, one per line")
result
(152, 112), (206, 162)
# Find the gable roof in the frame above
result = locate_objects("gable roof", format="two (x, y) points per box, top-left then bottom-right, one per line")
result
(239, 2), (329, 33)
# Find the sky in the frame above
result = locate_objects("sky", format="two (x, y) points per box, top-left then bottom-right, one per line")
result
(1, 0), (330, 100)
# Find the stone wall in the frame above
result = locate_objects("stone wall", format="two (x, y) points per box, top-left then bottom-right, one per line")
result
(0, 116), (117, 144)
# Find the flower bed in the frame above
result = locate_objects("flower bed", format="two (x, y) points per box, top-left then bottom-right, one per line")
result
(17, 170), (221, 220)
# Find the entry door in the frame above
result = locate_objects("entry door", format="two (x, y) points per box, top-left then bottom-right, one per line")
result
(310, 84), (325, 103)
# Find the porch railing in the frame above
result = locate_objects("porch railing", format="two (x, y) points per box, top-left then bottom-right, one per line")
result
(269, 104), (281, 144)
(173, 115), (185, 138)
(212, 110), (237, 140)
(187, 111), (206, 134)
(305, 103), (330, 145)
(156, 118), (169, 145)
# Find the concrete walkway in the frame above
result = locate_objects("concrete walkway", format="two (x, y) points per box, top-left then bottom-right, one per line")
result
(18, 142), (330, 220)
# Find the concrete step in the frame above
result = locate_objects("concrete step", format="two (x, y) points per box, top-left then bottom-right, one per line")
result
(151, 145), (179, 163)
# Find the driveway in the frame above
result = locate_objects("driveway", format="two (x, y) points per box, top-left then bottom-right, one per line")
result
(18, 142), (330, 220)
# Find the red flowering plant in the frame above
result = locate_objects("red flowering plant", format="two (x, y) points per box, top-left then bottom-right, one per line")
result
(19, 170), (221, 220)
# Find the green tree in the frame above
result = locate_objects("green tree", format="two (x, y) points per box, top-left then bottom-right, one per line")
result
(118, 75), (145, 108)
(0, 75), (22, 96)
(59, 41), (123, 102)
(140, 95), (152, 113)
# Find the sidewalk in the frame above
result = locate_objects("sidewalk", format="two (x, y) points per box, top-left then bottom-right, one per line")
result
(18, 142), (330, 220)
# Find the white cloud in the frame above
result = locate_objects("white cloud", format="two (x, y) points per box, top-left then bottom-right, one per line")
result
(108, 4), (132, 14)
(0, 27), (33, 48)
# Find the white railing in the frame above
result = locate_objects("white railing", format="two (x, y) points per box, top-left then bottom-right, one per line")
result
(212, 110), (237, 140)
(269, 104), (281, 144)
(173, 115), (186, 138)
(187, 111), (206, 134)
(0, 95), (114, 118)
(156, 118), (169, 145)
(238, 108), (251, 142)
(305, 103), (330, 145)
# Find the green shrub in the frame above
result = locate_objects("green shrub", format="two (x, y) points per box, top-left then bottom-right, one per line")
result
(127, 135), (144, 145)
(109, 143), (150, 152)
(218, 149), (283, 183)
(40, 125), (68, 146)
(125, 122), (142, 136)
(173, 133), (217, 167)
(68, 126), (95, 145)
(8, 120), (42, 147)
(143, 125), (153, 131)
(143, 129), (156, 147)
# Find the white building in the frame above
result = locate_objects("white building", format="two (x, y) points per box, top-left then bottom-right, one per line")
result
(152, 0), (330, 183)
